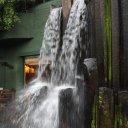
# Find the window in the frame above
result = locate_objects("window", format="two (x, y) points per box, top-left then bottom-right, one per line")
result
(24, 56), (39, 85)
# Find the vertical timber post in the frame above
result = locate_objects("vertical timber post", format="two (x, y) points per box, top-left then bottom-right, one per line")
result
(87, 0), (96, 57)
(104, 0), (112, 88)
(94, 0), (115, 127)
(118, 91), (128, 127)
(120, 0), (128, 90)
(95, 0), (106, 87)
(111, 1), (120, 126)
(98, 87), (114, 128)
(111, 0), (120, 91)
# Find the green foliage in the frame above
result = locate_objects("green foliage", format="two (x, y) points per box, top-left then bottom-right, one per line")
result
(0, 0), (20, 30)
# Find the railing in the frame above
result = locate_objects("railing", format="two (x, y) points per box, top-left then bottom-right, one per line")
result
(0, 88), (16, 111)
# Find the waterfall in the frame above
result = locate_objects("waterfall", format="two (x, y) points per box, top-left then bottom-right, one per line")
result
(60, 0), (89, 85)
(0, 0), (91, 128)
(38, 7), (62, 82)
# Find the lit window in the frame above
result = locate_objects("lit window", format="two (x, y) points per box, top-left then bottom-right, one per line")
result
(24, 56), (39, 85)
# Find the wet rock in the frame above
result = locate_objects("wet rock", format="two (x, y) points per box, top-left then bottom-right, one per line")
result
(59, 88), (74, 128)
(74, 58), (98, 128)
(84, 58), (97, 75)
(84, 58), (98, 91)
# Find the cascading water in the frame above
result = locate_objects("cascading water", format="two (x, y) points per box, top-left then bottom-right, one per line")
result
(38, 7), (62, 82)
(0, 0), (93, 128)
(60, 0), (89, 85)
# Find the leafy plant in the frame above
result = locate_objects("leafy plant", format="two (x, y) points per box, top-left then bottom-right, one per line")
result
(0, 0), (20, 30)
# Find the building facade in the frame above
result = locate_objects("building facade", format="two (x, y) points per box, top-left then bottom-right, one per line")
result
(0, 0), (61, 90)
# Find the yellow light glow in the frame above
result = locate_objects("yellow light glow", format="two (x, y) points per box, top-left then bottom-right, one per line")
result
(25, 65), (29, 73)
(25, 65), (35, 74)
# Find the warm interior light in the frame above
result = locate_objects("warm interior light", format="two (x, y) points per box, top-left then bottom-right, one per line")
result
(25, 65), (29, 73)
(24, 56), (51, 85)
(29, 67), (35, 73)
(25, 65), (35, 74)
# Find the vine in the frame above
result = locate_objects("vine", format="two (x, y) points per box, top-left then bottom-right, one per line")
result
(0, 0), (20, 30)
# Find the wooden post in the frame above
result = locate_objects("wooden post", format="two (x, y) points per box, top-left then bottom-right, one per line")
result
(118, 91), (128, 127)
(98, 87), (114, 128)
(94, 0), (106, 87)
(111, 0), (120, 91)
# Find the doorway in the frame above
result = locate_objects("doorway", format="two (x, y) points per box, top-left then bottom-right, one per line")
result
(24, 56), (39, 85)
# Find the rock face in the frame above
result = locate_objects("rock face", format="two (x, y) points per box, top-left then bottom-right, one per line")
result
(83, 58), (98, 127)
(59, 88), (74, 128)
(84, 58), (98, 91)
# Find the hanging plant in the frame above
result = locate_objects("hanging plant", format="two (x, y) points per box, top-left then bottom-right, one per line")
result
(0, 0), (20, 30)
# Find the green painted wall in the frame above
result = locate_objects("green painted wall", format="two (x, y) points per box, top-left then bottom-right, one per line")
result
(0, 0), (61, 89)
(0, 48), (5, 87)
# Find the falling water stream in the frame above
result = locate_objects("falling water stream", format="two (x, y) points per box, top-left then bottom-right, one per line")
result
(0, 0), (91, 128)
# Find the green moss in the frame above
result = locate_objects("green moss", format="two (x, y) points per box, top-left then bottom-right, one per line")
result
(91, 97), (96, 128)
(114, 103), (128, 128)
(105, 0), (112, 87)
(126, 121), (128, 128)
(99, 89), (113, 127)
(114, 104), (124, 128)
